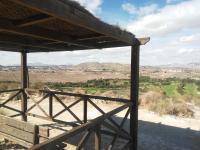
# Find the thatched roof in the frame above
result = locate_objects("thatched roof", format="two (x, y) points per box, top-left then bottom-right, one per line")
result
(0, 0), (149, 53)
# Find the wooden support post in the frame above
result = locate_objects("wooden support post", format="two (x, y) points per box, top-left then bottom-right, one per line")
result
(49, 93), (53, 119)
(21, 51), (28, 121)
(130, 45), (140, 150)
(83, 97), (87, 123)
(94, 125), (101, 150)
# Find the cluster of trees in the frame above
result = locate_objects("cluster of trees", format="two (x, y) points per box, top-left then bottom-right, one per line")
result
(0, 77), (199, 95)
(47, 79), (130, 89)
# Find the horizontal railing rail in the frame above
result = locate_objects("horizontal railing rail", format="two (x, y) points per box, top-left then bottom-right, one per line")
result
(40, 89), (130, 103)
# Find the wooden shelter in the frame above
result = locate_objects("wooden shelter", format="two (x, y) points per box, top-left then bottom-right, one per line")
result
(0, 0), (149, 149)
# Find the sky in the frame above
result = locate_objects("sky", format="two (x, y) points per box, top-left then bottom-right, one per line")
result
(0, 0), (199, 66)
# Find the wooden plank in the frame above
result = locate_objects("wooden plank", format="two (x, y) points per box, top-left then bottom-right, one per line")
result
(0, 115), (35, 132)
(39, 127), (49, 138)
(0, 131), (33, 148)
(14, 14), (54, 27)
(0, 124), (35, 143)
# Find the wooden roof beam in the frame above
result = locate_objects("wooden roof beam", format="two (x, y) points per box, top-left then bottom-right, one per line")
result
(97, 41), (129, 49)
(0, 41), (89, 52)
(0, 34), (90, 52)
(0, 19), (96, 49)
(76, 35), (108, 41)
(14, 14), (54, 27)
(137, 37), (150, 45)
(13, 0), (139, 45)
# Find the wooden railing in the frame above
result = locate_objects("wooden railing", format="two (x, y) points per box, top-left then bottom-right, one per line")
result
(31, 102), (132, 150)
(0, 89), (23, 118)
(0, 88), (132, 149)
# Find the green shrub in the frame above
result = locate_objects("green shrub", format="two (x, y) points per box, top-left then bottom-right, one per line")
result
(162, 83), (180, 97)
(85, 88), (97, 95)
(183, 83), (198, 96)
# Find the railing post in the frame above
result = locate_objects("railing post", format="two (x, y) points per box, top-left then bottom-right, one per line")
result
(21, 50), (28, 121)
(94, 125), (101, 150)
(83, 96), (88, 123)
(49, 92), (53, 119)
(130, 45), (140, 150)
(33, 125), (39, 145)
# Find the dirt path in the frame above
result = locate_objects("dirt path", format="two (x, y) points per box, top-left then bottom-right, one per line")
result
(2, 99), (200, 150)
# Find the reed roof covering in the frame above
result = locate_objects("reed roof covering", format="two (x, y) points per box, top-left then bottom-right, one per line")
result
(0, 0), (149, 53)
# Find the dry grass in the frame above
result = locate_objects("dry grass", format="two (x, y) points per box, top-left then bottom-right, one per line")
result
(149, 99), (193, 117)
(139, 91), (194, 117)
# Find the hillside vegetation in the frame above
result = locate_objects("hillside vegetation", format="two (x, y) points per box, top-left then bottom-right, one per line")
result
(0, 76), (199, 117)
(47, 77), (199, 117)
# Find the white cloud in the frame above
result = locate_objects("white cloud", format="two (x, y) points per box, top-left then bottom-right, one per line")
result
(122, 3), (158, 16)
(126, 0), (200, 37)
(178, 48), (198, 54)
(72, 0), (103, 15)
(179, 34), (200, 43)
(123, 0), (200, 65)
(139, 4), (159, 16)
(0, 52), (20, 65)
(122, 3), (137, 15)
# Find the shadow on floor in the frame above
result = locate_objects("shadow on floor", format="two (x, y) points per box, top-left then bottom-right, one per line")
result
(46, 116), (200, 150)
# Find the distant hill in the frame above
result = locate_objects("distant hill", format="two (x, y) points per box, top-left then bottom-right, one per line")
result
(72, 62), (130, 72)
(159, 63), (200, 69)
(1, 62), (200, 71)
